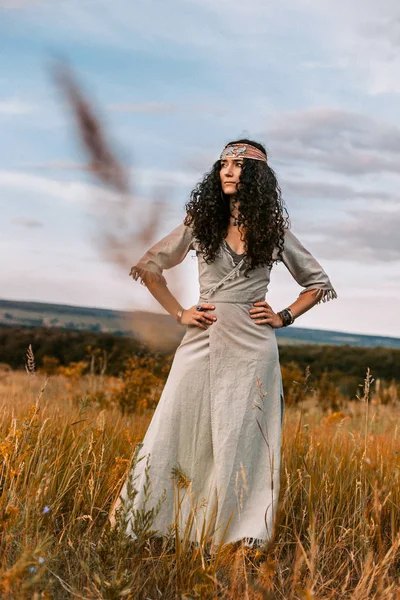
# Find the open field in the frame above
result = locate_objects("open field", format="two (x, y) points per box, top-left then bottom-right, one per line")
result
(1, 365), (400, 599)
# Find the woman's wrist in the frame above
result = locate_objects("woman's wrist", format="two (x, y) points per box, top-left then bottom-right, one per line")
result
(277, 307), (295, 327)
(176, 308), (185, 324)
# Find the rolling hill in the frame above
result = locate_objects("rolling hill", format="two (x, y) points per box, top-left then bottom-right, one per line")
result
(1, 298), (399, 349)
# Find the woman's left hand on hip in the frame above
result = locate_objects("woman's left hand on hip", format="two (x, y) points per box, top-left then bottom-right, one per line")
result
(249, 301), (283, 328)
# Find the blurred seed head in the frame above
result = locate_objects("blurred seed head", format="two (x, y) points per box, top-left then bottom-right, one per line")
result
(52, 61), (184, 351)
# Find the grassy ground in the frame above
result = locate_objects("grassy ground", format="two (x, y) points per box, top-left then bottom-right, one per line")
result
(1, 367), (400, 599)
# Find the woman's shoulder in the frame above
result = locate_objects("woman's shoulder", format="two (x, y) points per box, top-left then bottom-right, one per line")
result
(180, 216), (201, 251)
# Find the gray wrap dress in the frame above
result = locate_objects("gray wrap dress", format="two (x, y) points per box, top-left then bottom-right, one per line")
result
(118, 221), (337, 548)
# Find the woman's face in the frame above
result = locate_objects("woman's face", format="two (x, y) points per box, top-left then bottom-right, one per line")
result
(220, 157), (243, 196)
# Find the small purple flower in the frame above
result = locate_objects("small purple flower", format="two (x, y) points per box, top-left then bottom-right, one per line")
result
(38, 557), (45, 564)
(29, 566), (36, 573)
(42, 506), (50, 514)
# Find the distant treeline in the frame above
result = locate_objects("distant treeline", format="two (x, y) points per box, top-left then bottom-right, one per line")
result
(0, 326), (143, 376)
(278, 344), (400, 383)
(1, 326), (399, 384)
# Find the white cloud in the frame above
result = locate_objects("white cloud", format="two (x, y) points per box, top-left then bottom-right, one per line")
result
(0, 98), (36, 116)
(107, 102), (229, 117)
(0, 170), (120, 207)
(134, 167), (198, 188)
(0, 0), (41, 6)
(12, 217), (43, 228)
(294, 208), (400, 263)
(265, 108), (400, 176)
(282, 179), (399, 204)
(15, 163), (198, 189)
(6, 0), (400, 98)
(282, 0), (400, 95)
(108, 103), (178, 114)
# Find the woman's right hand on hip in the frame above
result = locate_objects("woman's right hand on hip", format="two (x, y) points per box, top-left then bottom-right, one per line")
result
(181, 304), (217, 330)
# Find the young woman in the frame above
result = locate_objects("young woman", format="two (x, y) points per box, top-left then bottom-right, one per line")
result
(109, 139), (337, 549)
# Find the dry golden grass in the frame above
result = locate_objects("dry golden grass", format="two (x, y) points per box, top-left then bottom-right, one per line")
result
(1, 366), (400, 599)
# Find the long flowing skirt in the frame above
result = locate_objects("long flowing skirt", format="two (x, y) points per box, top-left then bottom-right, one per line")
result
(114, 300), (284, 548)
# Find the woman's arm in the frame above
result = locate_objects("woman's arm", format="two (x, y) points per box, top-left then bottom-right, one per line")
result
(249, 228), (337, 328)
(145, 279), (216, 330)
(130, 222), (193, 286)
(286, 287), (324, 319)
(131, 221), (217, 330)
(278, 229), (337, 303)
(249, 288), (323, 327)
(145, 279), (183, 322)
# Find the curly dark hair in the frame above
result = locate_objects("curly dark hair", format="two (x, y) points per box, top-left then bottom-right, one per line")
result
(184, 138), (290, 275)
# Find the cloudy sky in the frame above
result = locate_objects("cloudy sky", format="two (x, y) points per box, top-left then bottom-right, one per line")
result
(1, 0), (400, 337)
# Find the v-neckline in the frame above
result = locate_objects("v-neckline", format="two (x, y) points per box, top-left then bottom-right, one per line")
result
(224, 239), (246, 257)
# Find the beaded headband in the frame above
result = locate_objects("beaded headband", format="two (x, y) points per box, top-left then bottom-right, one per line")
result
(220, 143), (267, 163)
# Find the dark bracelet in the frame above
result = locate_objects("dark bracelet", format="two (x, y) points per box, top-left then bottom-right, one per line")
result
(277, 308), (295, 327)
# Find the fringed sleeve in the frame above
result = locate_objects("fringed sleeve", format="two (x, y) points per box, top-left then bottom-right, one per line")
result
(279, 229), (337, 304)
(129, 222), (194, 286)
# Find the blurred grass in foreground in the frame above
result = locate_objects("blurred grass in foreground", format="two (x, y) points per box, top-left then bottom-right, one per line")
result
(1, 364), (400, 599)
